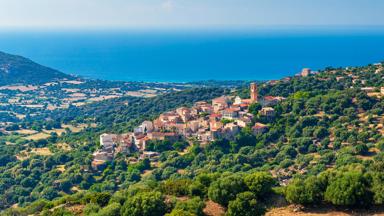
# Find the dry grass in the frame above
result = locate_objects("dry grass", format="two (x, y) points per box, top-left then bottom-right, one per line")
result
(267, 206), (348, 216)
(17, 147), (53, 160)
(57, 165), (66, 172)
(59, 80), (84, 85)
(367, 92), (382, 98)
(21, 104), (45, 108)
(125, 91), (157, 98)
(0, 85), (38, 92)
(14, 113), (26, 119)
(56, 143), (72, 151)
(30, 147), (52, 156)
(203, 200), (225, 216)
(266, 205), (384, 216)
(15, 129), (38, 135)
(141, 170), (153, 178)
(25, 132), (51, 141)
(62, 88), (80, 93)
(62, 124), (90, 132)
(88, 95), (120, 102)
(69, 93), (87, 98)
(177, 169), (187, 175)
(23, 124), (90, 140)
(44, 128), (66, 136)
(39, 124), (92, 137)
(62, 204), (84, 215)
(356, 148), (379, 161)
(47, 105), (58, 110)
(72, 102), (87, 107)
(16, 152), (29, 161)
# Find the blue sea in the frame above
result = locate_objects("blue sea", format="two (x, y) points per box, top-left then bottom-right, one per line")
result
(0, 27), (384, 82)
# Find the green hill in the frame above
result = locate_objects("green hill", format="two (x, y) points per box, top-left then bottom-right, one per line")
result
(0, 51), (73, 85)
(1, 62), (384, 215)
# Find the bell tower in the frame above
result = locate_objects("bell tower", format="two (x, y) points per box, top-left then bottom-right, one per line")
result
(250, 82), (258, 102)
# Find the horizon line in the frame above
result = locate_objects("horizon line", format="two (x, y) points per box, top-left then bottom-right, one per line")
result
(2, 25), (384, 32)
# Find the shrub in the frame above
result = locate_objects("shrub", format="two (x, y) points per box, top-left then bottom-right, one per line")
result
(244, 172), (275, 198)
(285, 176), (325, 205)
(208, 174), (246, 206)
(160, 179), (192, 196)
(83, 203), (100, 215)
(172, 197), (205, 216)
(97, 203), (121, 216)
(324, 171), (372, 206)
(227, 192), (264, 216)
(120, 191), (166, 216)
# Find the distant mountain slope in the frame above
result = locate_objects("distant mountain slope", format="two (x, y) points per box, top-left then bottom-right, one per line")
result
(0, 51), (72, 85)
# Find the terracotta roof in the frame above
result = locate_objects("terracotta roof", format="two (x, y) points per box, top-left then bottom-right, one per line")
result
(252, 123), (268, 129)
(264, 96), (278, 101)
(212, 96), (230, 104)
(241, 99), (252, 103)
(223, 108), (239, 112)
(151, 132), (177, 136)
(138, 137), (150, 141)
(210, 113), (222, 118)
(135, 134), (146, 139)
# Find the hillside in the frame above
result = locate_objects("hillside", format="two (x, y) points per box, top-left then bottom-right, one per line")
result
(0, 51), (73, 85)
(1, 62), (384, 215)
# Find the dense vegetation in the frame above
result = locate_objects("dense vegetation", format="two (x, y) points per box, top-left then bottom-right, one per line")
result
(1, 62), (384, 215)
(0, 87), (228, 212)
(29, 87), (229, 132)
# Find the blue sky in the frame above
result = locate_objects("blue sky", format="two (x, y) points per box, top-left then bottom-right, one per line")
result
(0, 0), (383, 29)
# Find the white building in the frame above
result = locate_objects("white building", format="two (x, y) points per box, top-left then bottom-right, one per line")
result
(100, 133), (116, 148)
(234, 96), (242, 105)
(93, 150), (114, 161)
(134, 121), (154, 133)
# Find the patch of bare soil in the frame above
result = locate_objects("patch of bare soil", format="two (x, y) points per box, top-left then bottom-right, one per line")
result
(66, 204), (84, 215)
(266, 205), (384, 216)
(203, 200), (225, 216)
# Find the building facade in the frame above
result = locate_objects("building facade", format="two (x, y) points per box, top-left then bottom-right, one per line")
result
(250, 82), (258, 103)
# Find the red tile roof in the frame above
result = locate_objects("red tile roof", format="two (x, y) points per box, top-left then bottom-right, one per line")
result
(252, 123), (268, 129)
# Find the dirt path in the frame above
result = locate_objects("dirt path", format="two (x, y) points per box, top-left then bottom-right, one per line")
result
(203, 200), (225, 216)
(267, 205), (384, 216)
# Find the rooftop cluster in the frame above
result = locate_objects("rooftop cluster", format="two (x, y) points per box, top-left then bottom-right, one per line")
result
(92, 83), (286, 169)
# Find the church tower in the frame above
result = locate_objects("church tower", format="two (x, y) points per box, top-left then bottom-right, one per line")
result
(250, 82), (258, 102)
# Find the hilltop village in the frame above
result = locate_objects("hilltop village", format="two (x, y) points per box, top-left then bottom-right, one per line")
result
(92, 65), (384, 170)
(92, 82), (286, 169)
(3, 61), (384, 215)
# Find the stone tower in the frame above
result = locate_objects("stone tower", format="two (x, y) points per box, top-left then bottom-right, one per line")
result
(250, 82), (258, 102)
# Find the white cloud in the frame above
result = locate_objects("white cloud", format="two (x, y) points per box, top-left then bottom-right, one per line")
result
(161, 0), (174, 12)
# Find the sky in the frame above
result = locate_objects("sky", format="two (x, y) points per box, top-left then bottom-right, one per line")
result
(0, 0), (384, 29)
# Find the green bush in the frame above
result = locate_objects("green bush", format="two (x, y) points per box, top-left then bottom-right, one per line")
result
(324, 171), (372, 206)
(285, 176), (325, 205)
(244, 172), (275, 198)
(83, 203), (100, 215)
(160, 179), (192, 196)
(120, 191), (166, 216)
(172, 197), (205, 216)
(227, 192), (264, 216)
(97, 203), (121, 216)
(208, 174), (246, 206)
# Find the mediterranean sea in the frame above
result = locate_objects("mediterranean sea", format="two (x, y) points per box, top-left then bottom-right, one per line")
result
(0, 27), (384, 82)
